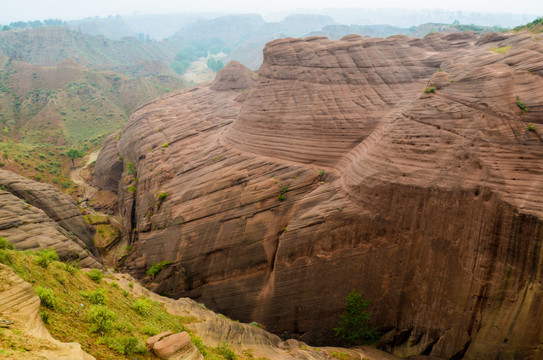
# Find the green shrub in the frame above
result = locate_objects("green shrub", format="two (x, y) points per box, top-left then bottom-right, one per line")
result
(141, 324), (159, 336)
(216, 342), (237, 360)
(424, 86), (436, 94)
(192, 336), (208, 356)
(528, 123), (536, 131)
(80, 288), (108, 305)
(0, 237), (14, 250)
(36, 248), (59, 268)
(126, 162), (136, 175)
(88, 305), (117, 333)
(128, 185), (136, 193)
(162, 142), (169, 148)
(100, 335), (147, 355)
(87, 269), (104, 283)
(61, 261), (80, 274)
(0, 250), (12, 265)
(157, 191), (168, 201)
(132, 298), (151, 315)
(334, 290), (379, 346)
(35, 286), (59, 309)
(278, 184), (288, 201)
(110, 281), (120, 289)
(146, 261), (173, 278)
(516, 96), (529, 113)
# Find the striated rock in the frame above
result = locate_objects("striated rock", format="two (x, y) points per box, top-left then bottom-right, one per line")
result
(0, 169), (99, 257)
(0, 170), (101, 268)
(152, 331), (203, 360)
(97, 31), (543, 359)
(113, 273), (400, 360)
(93, 133), (123, 193)
(0, 263), (95, 359)
(146, 331), (173, 351)
(210, 61), (254, 91)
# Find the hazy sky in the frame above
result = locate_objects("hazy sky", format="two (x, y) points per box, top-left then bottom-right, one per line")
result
(2, 0), (542, 24)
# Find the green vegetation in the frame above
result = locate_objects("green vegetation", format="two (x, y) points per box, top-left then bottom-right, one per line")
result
(87, 268), (104, 283)
(331, 351), (358, 360)
(36, 248), (59, 268)
(0, 247), (240, 359)
(216, 342), (238, 360)
(0, 237), (14, 250)
(146, 260), (173, 278)
(514, 17), (543, 32)
(528, 123), (536, 132)
(81, 288), (108, 305)
(516, 96), (529, 113)
(277, 184), (289, 201)
(157, 191), (168, 201)
(35, 286), (59, 309)
(334, 290), (380, 346)
(66, 148), (83, 166)
(132, 297), (152, 315)
(424, 86), (436, 94)
(162, 142), (169, 148)
(126, 161), (137, 175)
(490, 46), (512, 54)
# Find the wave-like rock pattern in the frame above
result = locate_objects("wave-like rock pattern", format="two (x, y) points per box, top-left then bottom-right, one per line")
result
(0, 169), (101, 268)
(97, 31), (543, 359)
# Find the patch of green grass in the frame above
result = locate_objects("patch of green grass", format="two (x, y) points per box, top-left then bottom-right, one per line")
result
(35, 286), (59, 309)
(132, 297), (152, 315)
(0, 249), (212, 360)
(36, 248), (59, 268)
(0, 237), (14, 250)
(528, 123), (536, 132)
(80, 288), (108, 305)
(490, 46), (512, 54)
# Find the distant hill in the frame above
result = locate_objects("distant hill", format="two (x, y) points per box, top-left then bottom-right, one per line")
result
(67, 15), (137, 40)
(0, 27), (187, 192)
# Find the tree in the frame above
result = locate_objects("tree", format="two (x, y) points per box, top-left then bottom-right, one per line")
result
(334, 290), (380, 346)
(66, 148), (82, 166)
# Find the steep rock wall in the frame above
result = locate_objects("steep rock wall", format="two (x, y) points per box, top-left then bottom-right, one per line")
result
(96, 32), (543, 359)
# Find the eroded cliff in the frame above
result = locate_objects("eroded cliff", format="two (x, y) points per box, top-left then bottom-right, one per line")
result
(96, 31), (543, 359)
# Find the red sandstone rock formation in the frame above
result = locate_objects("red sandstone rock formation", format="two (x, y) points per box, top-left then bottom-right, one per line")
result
(0, 169), (102, 268)
(95, 31), (543, 359)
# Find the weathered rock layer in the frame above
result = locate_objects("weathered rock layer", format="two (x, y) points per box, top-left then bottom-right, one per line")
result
(96, 31), (543, 359)
(0, 169), (101, 268)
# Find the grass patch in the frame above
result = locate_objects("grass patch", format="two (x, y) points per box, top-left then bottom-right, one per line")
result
(0, 249), (221, 359)
(490, 46), (512, 54)
(87, 268), (104, 283)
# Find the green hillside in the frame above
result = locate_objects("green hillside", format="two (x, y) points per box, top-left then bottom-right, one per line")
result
(0, 27), (189, 192)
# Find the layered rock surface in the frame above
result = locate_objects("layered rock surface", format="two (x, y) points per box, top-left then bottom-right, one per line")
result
(0, 169), (101, 268)
(96, 31), (543, 359)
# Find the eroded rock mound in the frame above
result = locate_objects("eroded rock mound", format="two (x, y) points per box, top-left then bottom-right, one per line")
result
(210, 60), (254, 91)
(0, 169), (101, 268)
(97, 31), (543, 359)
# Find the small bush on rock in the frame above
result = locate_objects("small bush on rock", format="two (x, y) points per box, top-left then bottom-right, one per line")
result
(334, 290), (380, 346)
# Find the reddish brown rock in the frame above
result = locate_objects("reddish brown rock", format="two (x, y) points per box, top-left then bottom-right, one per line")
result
(146, 331), (172, 351)
(97, 31), (543, 359)
(0, 169), (101, 265)
(210, 60), (254, 91)
(93, 133), (123, 193)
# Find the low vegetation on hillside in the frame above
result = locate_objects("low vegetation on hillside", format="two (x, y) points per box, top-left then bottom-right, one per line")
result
(514, 17), (543, 32)
(0, 245), (240, 360)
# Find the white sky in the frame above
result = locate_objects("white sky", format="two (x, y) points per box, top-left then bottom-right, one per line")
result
(2, 0), (541, 24)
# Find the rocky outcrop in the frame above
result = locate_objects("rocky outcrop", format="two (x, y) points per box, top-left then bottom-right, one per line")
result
(0, 263), (95, 359)
(147, 331), (203, 360)
(93, 134), (123, 193)
(0, 170), (101, 267)
(114, 273), (399, 360)
(210, 61), (254, 91)
(97, 31), (543, 359)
